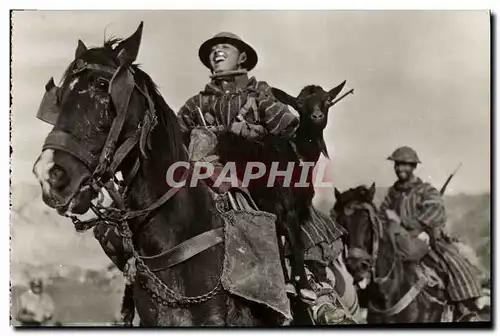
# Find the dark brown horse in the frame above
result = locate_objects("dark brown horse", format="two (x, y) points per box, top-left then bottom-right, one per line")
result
(332, 184), (447, 324)
(216, 82), (348, 323)
(32, 23), (282, 326)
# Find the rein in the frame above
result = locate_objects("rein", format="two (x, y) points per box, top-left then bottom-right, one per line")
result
(41, 59), (225, 324)
(347, 201), (427, 317)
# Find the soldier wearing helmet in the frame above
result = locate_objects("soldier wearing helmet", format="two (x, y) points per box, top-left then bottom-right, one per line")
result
(177, 32), (299, 144)
(177, 31), (349, 323)
(380, 146), (483, 320)
(16, 277), (55, 326)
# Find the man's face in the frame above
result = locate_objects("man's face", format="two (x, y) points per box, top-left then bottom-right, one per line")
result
(209, 43), (246, 73)
(31, 282), (43, 294)
(394, 162), (416, 182)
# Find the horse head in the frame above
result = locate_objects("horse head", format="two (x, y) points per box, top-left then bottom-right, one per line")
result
(333, 183), (380, 288)
(32, 22), (175, 216)
(271, 81), (346, 158)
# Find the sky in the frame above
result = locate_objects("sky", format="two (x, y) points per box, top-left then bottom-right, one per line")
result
(11, 10), (490, 199)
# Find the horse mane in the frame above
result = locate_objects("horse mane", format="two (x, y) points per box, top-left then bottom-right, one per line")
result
(132, 66), (185, 163)
(59, 38), (185, 163)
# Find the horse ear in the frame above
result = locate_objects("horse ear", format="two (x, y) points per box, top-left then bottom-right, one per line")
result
(115, 21), (144, 66)
(334, 187), (341, 200)
(326, 80), (346, 108)
(367, 182), (376, 201)
(271, 87), (298, 110)
(45, 77), (56, 91)
(75, 39), (87, 59)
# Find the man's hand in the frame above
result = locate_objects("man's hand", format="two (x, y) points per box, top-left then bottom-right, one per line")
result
(230, 121), (266, 140)
(385, 209), (401, 224)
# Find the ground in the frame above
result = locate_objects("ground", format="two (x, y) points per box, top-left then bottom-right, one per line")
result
(10, 183), (491, 325)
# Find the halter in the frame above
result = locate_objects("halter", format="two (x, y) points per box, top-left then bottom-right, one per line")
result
(37, 58), (225, 324)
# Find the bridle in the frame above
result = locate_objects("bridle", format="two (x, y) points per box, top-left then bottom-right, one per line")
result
(41, 59), (159, 220)
(341, 201), (394, 285)
(38, 57), (225, 324)
(341, 201), (433, 317)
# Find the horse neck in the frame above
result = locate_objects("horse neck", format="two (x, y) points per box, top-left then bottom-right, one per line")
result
(371, 227), (407, 309)
(120, 106), (214, 256)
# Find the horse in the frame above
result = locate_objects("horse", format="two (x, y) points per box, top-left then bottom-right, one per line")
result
(216, 82), (350, 323)
(332, 184), (448, 323)
(32, 22), (284, 326)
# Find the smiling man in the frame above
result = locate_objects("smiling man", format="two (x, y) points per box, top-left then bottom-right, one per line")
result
(177, 31), (299, 143)
(379, 146), (484, 321)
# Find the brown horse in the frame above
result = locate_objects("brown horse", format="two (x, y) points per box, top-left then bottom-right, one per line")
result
(332, 184), (448, 324)
(31, 23), (285, 326)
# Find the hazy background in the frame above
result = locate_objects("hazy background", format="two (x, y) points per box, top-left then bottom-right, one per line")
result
(12, 10), (490, 194)
(10, 10), (490, 324)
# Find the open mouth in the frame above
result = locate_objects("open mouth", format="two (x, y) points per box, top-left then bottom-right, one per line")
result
(214, 51), (227, 64)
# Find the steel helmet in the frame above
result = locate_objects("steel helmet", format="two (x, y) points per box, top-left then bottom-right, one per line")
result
(198, 32), (258, 71)
(387, 146), (421, 164)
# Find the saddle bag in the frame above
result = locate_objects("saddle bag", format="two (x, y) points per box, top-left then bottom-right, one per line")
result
(220, 208), (292, 323)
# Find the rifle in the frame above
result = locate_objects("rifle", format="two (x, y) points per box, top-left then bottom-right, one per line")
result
(330, 88), (354, 107)
(440, 162), (462, 195)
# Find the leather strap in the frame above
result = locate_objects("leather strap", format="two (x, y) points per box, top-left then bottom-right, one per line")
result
(123, 168), (191, 220)
(368, 275), (427, 316)
(94, 67), (135, 176)
(43, 130), (99, 169)
(140, 227), (224, 272)
(109, 130), (140, 173)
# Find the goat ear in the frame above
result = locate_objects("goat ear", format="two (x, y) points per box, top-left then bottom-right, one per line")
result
(115, 21), (144, 67)
(334, 187), (342, 200)
(367, 182), (376, 201)
(271, 87), (298, 110)
(75, 39), (87, 59)
(326, 80), (346, 108)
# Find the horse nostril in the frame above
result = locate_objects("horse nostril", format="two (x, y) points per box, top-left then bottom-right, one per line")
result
(311, 114), (324, 120)
(48, 165), (70, 190)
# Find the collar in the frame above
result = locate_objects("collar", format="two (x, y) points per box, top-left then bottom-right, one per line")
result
(204, 70), (255, 94)
(393, 176), (422, 193)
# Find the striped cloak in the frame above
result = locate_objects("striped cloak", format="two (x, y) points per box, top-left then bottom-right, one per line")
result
(178, 73), (299, 139)
(379, 177), (482, 302)
(178, 73), (344, 260)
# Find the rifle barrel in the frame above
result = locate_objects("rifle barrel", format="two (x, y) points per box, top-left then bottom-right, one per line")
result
(439, 162), (462, 195)
(330, 88), (354, 107)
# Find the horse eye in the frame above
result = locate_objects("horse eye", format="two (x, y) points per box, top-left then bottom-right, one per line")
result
(95, 77), (109, 92)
